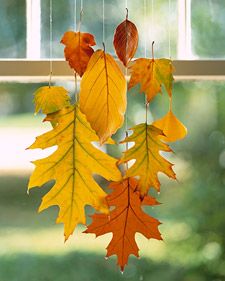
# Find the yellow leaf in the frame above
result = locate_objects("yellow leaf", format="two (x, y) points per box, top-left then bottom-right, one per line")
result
(34, 86), (70, 114)
(153, 110), (187, 142)
(119, 123), (176, 196)
(80, 49), (127, 144)
(128, 58), (174, 102)
(28, 104), (122, 240)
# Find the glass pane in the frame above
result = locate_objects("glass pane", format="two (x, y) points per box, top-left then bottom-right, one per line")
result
(0, 0), (26, 58)
(0, 80), (224, 280)
(41, 0), (178, 59)
(192, 0), (225, 58)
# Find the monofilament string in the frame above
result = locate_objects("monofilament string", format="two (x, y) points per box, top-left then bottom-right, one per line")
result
(168, 0), (172, 112)
(125, 5), (129, 171)
(143, 0), (149, 123)
(49, 0), (53, 88)
(102, 0), (105, 44)
(74, 0), (77, 31)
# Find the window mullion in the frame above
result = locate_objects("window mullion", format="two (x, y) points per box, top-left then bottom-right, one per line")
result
(26, 0), (41, 59)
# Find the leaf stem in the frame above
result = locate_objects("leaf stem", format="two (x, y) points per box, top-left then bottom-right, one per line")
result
(102, 42), (106, 52)
(152, 41), (155, 60)
(126, 8), (128, 20)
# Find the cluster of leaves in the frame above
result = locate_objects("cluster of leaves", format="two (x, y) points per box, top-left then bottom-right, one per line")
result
(28, 11), (187, 271)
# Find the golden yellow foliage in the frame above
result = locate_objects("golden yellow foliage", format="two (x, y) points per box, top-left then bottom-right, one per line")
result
(28, 104), (122, 240)
(80, 49), (127, 144)
(119, 123), (176, 196)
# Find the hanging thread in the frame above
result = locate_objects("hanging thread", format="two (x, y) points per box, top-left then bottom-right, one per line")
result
(49, 0), (53, 87)
(102, 0), (105, 43)
(143, 0), (147, 58)
(168, 0), (171, 58)
(74, 0), (77, 30)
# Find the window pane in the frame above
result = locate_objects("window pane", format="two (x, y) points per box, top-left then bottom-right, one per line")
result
(0, 0), (26, 58)
(41, 0), (178, 58)
(192, 0), (225, 58)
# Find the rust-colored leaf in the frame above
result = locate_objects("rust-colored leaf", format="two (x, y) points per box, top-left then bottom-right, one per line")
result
(128, 58), (174, 102)
(113, 16), (138, 67)
(119, 123), (176, 196)
(61, 31), (96, 77)
(85, 178), (161, 271)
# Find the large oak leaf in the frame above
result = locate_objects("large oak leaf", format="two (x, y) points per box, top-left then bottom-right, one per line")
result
(28, 104), (122, 240)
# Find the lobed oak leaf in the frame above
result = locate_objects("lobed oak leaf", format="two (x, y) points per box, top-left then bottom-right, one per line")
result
(61, 31), (96, 77)
(85, 178), (161, 271)
(34, 86), (70, 115)
(119, 123), (176, 196)
(28, 103), (122, 241)
(113, 17), (138, 67)
(153, 110), (187, 142)
(80, 49), (127, 144)
(128, 58), (174, 102)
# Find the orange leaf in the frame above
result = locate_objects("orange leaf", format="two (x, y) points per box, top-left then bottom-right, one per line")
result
(128, 58), (174, 102)
(119, 123), (176, 196)
(153, 110), (187, 142)
(85, 178), (161, 271)
(113, 17), (138, 67)
(61, 31), (96, 77)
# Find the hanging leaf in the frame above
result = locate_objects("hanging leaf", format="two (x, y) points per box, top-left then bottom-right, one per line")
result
(119, 123), (176, 196)
(113, 16), (138, 66)
(80, 49), (127, 144)
(85, 177), (161, 271)
(128, 58), (174, 103)
(28, 104), (122, 241)
(61, 31), (96, 77)
(153, 110), (187, 142)
(34, 86), (70, 115)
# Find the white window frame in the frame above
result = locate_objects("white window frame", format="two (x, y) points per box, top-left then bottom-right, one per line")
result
(0, 0), (225, 81)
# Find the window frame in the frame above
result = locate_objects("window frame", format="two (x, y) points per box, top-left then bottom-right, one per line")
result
(0, 0), (225, 81)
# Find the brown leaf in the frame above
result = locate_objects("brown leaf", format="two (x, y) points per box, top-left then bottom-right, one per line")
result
(113, 18), (138, 67)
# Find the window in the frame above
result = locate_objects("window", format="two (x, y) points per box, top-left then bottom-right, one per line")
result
(0, 1), (224, 281)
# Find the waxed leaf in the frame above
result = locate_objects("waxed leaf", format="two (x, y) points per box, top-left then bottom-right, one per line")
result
(28, 104), (122, 240)
(129, 58), (174, 102)
(61, 31), (96, 77)
(34, 86), (70, 114)
(119, 123), (176, 196)
(113, 18), (138, 66)
(153, 110), (187, 142)
(80, 49), (127, 144)
(85, 178), (161, 271)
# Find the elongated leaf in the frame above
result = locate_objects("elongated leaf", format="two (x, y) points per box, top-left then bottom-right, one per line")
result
(85, 178), (161, 271)
(119, 123), (176, 196)
(153, 110), (187, 142)
(113, 18), (138, 66)
(28, 104), (122, 240)
(80, 49), (127, 144)
(34, 86), (70, 114)
(61, 31), (96, 77)
(129, 58), (174, 102)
